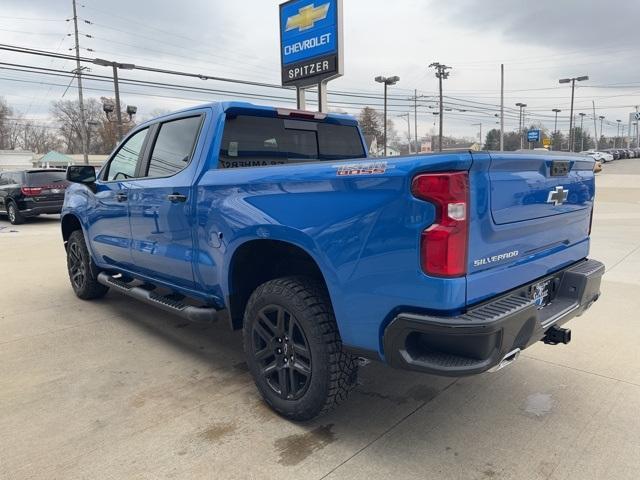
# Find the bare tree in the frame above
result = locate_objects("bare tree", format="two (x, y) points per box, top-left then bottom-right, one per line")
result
(0, 97), (14, 149)
(51, 98), (102, 154)
(22, 121), (62, 154)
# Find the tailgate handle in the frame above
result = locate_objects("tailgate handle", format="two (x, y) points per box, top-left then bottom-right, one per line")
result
(550, 161), (570, 177)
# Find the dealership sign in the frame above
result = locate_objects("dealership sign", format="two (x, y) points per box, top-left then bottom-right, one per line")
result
(527, 129), (541, 142)
(280, 0), (343, 87)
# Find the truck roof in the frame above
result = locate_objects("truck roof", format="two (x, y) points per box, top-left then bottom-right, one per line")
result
(138, 101), (359, 128)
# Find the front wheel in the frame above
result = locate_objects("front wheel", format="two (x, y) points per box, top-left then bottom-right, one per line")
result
(243, 276), (357, 421)
(66, 230), (109, 300)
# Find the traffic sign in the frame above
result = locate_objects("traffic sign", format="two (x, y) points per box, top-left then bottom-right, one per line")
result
(527, 129), (541, 142)
(542, 138), (551, 147)
(279, 0), (343, 87)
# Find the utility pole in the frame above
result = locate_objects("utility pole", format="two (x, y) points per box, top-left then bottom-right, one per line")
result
(636, 106), (639, 148)
(414, 89), (418, 154)
(500, 64), (504, 151)
(429, 62), (451, 152)
(516, 102), (526, 149)
(397, 113), (411, 154)
(599, 116), (605, 149)
(616, 119), (621, 148)
(71, 0), (89, 164)
(592, 102), (598, 150)
(472, 123), (482, 149)
(578, 113), (586, 151)
(559, 75), (588, 152)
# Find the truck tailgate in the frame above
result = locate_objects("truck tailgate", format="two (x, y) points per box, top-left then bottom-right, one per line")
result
(466, 151), (595, 306)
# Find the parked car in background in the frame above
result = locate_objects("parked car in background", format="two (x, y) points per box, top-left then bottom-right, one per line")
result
(604, 149), (621, 160)
(0, 169), (68, 224)
(580, 150), (614, 163)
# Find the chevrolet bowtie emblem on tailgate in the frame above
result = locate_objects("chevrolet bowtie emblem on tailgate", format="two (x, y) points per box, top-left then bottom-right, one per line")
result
(547, 186), (569, 206)
(286, 3), (330, 32)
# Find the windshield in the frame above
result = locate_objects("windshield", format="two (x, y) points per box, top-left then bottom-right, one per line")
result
(219, 115), (366, 169)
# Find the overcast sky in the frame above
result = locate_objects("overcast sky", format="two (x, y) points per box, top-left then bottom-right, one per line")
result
(1, 0), (639, 141)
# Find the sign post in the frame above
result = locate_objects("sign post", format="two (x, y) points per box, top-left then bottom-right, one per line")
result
(279, 0), (343, 112)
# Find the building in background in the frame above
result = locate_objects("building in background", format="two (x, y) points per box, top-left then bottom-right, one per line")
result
(0, 150), (35, 171)
(33, 152), (108, 168)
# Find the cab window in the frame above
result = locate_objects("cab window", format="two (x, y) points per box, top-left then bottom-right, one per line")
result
(146, 116), (202, 178)
(104, 128), (149, 181)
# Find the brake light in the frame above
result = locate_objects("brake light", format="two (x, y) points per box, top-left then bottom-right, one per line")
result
(276, 108), (327, 120)
(21, 186), (43, 196)
(411, 172), (469, 277)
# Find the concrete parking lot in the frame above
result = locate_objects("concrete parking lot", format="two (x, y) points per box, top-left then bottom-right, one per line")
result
(1, 160), (639, 480)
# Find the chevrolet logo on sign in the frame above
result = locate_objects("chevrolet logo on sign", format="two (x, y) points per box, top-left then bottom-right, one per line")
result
(286, 3), (330, 32)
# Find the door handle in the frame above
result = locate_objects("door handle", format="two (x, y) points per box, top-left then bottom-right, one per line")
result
(116, 192), (128, 202)
(167, 193), (187, 203)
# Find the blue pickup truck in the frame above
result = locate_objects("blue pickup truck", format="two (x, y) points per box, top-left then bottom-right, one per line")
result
(62, 102), (604, 420)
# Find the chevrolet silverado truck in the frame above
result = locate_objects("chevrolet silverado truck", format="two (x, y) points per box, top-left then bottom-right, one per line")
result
(61, 102), (604, 420)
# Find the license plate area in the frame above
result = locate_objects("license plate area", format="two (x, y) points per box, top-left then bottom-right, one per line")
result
(529, 279), (553, 308)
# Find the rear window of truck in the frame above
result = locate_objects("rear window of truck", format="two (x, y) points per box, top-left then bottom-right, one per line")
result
(218, 115), (366, 169)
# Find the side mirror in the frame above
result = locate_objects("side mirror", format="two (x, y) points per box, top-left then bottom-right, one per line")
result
(67, 165), (96, 185)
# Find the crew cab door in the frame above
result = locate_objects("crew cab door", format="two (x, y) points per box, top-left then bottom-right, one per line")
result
(88, 127), (151, 269)
(126, 114), (206, 289)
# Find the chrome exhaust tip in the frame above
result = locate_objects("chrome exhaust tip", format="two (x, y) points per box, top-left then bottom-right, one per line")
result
(488, 348), (521, 373)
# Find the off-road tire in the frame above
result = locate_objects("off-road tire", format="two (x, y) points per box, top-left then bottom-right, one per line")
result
(243, 276), (357, 421)
(7, 201), (24, 225)
(66, 230), (109, 300)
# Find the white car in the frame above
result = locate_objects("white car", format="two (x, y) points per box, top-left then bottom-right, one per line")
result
(580, 150), (614, 163)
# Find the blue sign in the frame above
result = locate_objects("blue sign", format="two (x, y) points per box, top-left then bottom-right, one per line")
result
(527, 129), (541, 142)
(279, 0), (342, 86)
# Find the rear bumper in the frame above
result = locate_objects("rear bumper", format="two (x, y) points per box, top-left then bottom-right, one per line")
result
(383, 258), (604, 376)
(19, 199), (64, 217)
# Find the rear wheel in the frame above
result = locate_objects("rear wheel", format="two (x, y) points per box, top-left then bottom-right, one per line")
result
(7, 202), (24, 225)
(66, 230), (109, 300)
(243, 276), (357, 421)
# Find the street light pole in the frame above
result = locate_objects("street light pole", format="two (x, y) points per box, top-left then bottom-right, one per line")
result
(578, 112), (586, 151)
(429, 62), (451, 152)
(93, 58), (136, 141)
(559, 75), (589, 152)
(552, 108), (561, 151)
(112, 65), (123, 141)
(375, 75), (400, 157)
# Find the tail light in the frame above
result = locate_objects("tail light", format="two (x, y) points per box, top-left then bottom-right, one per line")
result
(411, 172), (469, 277)
(21, 186), (43, 196)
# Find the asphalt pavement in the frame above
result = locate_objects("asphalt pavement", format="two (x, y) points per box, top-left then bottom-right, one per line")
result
(1, 159), (639, 479)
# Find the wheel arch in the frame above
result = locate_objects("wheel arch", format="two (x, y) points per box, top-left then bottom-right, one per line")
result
(226, 238), (333, 331)
(61, 213), (83, 245)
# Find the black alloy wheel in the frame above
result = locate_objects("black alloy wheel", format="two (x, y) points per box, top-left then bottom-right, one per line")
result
(251, 304), (312, 400)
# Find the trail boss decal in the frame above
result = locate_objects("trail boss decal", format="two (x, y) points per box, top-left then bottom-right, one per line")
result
(336, 161), (388, 176)
(473, 250), (519, 268)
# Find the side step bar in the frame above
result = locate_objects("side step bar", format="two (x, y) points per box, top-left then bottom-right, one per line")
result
(97, 272), (218, 324)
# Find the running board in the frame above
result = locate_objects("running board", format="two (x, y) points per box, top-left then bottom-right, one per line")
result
(97, 272), (218, 324)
